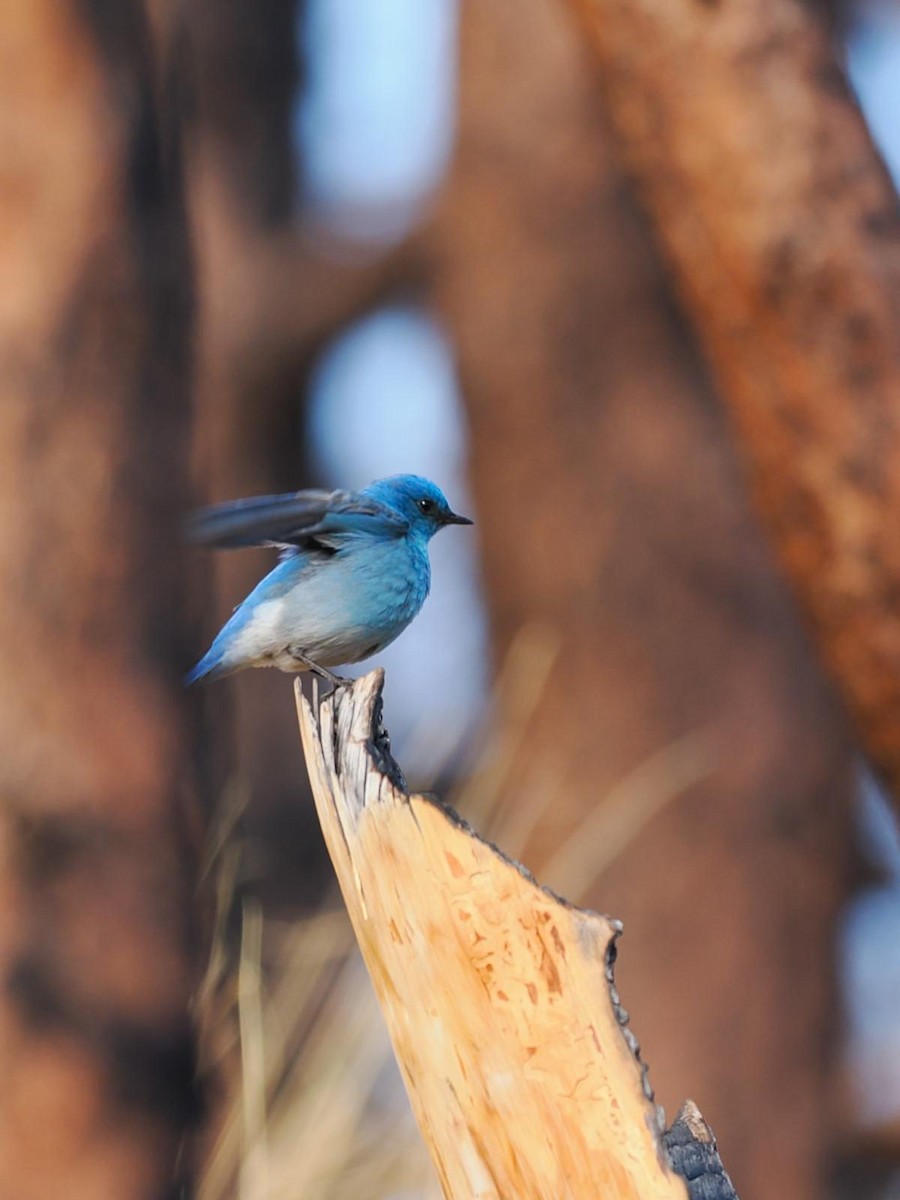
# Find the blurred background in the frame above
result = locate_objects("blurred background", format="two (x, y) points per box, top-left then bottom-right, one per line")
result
(2, 0), (899, 1198)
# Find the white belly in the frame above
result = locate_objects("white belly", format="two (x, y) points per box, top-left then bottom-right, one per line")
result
(226, 539), (429, 672)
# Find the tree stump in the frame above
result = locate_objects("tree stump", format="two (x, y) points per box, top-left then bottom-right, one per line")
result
(297, 671), (736, 1200)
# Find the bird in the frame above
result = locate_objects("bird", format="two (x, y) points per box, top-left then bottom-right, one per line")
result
(186, 474), (473, 686)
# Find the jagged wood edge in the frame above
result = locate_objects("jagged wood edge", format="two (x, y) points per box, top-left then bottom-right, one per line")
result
(296, 671), (737, 1198)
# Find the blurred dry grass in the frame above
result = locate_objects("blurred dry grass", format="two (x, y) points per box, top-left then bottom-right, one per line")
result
(196, 626), (715, 1200)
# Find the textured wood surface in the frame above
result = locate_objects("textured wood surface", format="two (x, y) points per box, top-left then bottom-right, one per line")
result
(297, 672), (688, 1200)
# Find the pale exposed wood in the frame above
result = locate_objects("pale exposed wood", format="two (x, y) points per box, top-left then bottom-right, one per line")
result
(296, 671), (689, 1200)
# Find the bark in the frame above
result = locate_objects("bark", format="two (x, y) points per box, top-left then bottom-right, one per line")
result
(664, 1102), (739, 1200)
(297, 672), (692, 1200)
(429, 3), (855, 1198)
(0, 4), (199, 1197)
(566, 0), (900, 807)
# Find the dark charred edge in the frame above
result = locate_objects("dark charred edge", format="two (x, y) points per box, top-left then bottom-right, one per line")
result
(603, 928), (665, 1137)
(366, 689), (409, 793)
(313, 670), (407, 794)
(6, 952), (203, 1131)
(665, 1102), (740, 1200)
(330, 688), (343, 780)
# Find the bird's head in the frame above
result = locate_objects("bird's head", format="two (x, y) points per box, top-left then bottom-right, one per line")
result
(364, 475), (473, 540)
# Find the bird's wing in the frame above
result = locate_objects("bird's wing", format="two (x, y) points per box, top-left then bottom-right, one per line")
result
(187, 488), (409, 552)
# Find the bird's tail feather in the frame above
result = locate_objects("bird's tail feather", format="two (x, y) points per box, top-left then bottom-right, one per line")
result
(185, 646), (231, 685)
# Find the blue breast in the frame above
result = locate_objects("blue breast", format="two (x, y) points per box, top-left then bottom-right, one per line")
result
(344, 534), (431, 634)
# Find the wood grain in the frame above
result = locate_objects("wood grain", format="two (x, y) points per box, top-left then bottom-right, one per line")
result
(297, 672), (689, 1200)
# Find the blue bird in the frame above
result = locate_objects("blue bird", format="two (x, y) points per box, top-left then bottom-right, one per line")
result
(187, 474), (473, 686)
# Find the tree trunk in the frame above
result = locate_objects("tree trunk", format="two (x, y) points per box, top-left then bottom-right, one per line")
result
(0, 4), (199, 1197)
(567, 0), (900, 810)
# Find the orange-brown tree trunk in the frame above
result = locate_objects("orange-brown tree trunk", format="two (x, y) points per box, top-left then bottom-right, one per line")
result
(0, 4), (200, 1197)
(567, 0), (900, 810)
(430, 3), (855, 1199)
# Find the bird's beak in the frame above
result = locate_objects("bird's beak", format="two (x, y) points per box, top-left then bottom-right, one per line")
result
(443, 510), (474, 526)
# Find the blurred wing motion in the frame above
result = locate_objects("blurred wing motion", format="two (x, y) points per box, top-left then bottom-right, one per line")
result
(187, 488), (410, 554)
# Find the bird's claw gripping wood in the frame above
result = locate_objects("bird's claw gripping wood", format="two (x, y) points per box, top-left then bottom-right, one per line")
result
(289, 648), (351, 687)
(295, 670), (735, 1200)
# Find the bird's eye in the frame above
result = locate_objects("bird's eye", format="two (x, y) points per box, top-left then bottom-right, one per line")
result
(418, 497), (435, 514)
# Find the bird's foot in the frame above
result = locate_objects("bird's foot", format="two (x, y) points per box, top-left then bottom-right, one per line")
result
(289, 648), (352, 688)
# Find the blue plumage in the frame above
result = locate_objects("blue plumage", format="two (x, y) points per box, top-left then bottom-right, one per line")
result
(187, 474), (472, 685)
